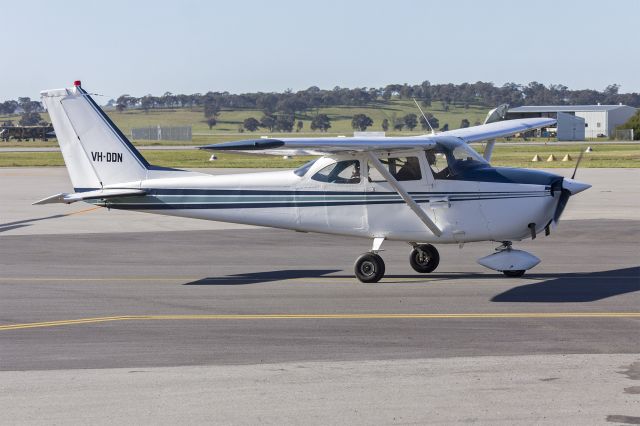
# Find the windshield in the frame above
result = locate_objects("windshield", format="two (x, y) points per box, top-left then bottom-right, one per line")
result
(449, 143), (486, 163)
(293, 159), (318, 177)
(427, 143), (487, 179)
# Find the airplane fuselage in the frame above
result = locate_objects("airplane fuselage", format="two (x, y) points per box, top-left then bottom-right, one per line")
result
(94, 148), (562, 244)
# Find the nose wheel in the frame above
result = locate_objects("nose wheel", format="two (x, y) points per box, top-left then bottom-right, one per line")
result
(354, 252), (385, 283)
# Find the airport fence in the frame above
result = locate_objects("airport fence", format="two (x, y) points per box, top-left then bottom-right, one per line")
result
(131, 126), (192, 141)
(614, 129), (634, 141)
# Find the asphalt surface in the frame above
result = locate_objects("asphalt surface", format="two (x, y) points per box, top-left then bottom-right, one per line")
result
(1, 219), (639, 371)
(2, 355), (639, 425)
(0, 167), (638, 424)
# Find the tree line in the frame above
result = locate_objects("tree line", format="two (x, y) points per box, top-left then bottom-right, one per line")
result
(2, 81), (639, 130)
(0, 97), (46, 126)
(107, 81), (640, 117)
(232, 111), (449, 133)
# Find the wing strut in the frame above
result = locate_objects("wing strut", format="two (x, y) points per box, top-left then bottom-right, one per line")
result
(483, 140), (495, 161)
(365, 152), (442, 237)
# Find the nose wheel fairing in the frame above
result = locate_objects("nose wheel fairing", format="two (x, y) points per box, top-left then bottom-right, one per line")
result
(477, 243), (540, 276)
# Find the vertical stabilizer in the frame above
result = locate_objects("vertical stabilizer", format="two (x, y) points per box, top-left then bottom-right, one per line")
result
(41, 81), (149, 189)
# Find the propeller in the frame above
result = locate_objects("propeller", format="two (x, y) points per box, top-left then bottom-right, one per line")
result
(552, 150), (590, 225)
(553, 188), (571, 224)
(571, 150), (584, 179)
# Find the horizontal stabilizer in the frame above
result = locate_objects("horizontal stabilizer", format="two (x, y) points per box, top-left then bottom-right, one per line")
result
(33, 188), (145, 205)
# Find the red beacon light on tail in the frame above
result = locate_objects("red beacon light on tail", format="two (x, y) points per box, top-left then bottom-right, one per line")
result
(73, 80), (82, 87)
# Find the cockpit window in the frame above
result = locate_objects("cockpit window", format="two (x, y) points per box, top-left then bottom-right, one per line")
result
(368, 157), (422, 182)
(311, 160), (361, 184)
(451, 144), (485, 163)
(293, 159), (317, 177)
(427, 143), (486, 180)
(426, 150), (449, 178)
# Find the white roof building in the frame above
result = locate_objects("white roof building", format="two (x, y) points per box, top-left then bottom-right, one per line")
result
(507, 105), (636, 139)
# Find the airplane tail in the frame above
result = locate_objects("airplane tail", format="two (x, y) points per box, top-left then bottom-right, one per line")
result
(40, 81), (150, 190)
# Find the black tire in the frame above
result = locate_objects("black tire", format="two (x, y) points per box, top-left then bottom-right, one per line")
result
(502, 270), (526, 278)
(409, 244), (440, 273)
(354, 253), (385, 283)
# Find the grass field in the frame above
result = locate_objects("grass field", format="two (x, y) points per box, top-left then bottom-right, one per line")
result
(1, 144), (637, 168)
(484, 143), (640, 168)
(1, 100), (638, 168)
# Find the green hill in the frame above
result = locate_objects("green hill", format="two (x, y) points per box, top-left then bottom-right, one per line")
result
(1, 99), (490, 146)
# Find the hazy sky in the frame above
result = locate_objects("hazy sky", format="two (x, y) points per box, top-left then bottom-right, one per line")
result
(3, 0), (639, 101)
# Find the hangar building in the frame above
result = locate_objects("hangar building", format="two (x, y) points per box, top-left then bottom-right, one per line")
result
(506, 105), (636, 140)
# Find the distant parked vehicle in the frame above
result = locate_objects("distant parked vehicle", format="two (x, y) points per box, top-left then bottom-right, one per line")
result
(0, 125), (54, 142)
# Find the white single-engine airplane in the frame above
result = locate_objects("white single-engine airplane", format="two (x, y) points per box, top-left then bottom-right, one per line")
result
(37, 81), (590, 282)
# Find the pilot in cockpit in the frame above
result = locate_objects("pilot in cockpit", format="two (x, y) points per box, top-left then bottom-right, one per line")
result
(395, 157), (421, 181)
(349, 161), (361, 183)
(427, 150), (450, 179)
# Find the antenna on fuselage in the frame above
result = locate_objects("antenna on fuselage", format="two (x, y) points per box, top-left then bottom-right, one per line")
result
(412, 98), (436, 136)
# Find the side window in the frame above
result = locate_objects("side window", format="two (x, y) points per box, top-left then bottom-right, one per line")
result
(311, 160), (361, 184)
(368, 157), (422, 182)
(426, 150), (450, 179)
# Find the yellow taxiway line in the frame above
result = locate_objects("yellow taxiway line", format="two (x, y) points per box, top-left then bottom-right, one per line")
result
(1, 312), (639, 331)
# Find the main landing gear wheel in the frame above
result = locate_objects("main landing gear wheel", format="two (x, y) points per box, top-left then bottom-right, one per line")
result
(409, 244), (440, 273)
(502, 270), (526, 278)
(354, 253), (385, 283)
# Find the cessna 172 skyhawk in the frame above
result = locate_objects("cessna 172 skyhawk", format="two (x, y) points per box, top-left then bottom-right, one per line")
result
(37, 81), (590, 282)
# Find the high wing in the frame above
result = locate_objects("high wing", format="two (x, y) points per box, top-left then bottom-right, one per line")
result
(199, 136), (435, 156)
(199, 117), (555, 155)
(438, 117), (555, 143)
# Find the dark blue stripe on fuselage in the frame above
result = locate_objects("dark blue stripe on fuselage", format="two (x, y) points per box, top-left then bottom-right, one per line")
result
(95, 193), (549, 210)
(76, 188), (551, 197)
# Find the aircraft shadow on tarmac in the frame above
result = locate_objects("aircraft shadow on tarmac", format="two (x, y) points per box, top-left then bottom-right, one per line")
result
(184, 269), (342, 285)
(185, 266), (639, 302)
(491, 266), (640, 303)
(0, 214), (66, 233)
